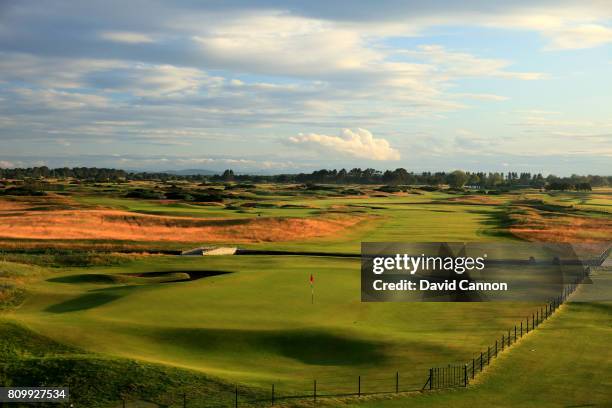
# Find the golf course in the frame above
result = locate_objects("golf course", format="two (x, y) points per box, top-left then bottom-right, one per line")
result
(0, 180), (610, 407)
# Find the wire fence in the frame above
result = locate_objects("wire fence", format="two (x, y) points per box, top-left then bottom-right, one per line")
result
(425, 263), (597, 391)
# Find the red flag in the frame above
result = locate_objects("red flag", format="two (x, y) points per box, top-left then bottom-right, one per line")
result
(309, 273), (314, 284)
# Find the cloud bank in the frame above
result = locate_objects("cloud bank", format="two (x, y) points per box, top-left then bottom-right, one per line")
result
(289, 128), (400, 161)
(0, 1), (610, 173)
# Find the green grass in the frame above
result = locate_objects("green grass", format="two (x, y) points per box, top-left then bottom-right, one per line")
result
(350, 271), (612, 408)
(0, 320), (254, 407)
(12, 255), (547, 394)
(1, 185), (610, 407)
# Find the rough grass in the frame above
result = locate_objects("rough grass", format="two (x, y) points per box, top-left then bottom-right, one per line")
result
(0, 208), (369, 243)
(0, 321), (258, 407)
(509, 206), (612, 242)
(0, 261), (47, 309)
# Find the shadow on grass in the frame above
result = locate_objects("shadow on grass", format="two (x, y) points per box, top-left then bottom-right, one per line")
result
(48, 273), (125, 284)
(467, 207), (522, 240)
(46, 292), (123, 313)
(123, 270), (231, 281)
(149, 327), (388, 366)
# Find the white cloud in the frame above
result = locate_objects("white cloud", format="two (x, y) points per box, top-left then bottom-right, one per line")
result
(99, 31), (155, 44)
(0, 160), (15, 168)
(192, 14), (380, 76)
(403, 45), (544, 80)
(545, 24), (612, 50)
(289, 128), (400, 160)
(10, 88), (109, 110)
(480, 7), (612, 50)
(119, 64), (218, 97)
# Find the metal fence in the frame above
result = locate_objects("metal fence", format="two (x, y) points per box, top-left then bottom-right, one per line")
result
(426, 265), (594, 391)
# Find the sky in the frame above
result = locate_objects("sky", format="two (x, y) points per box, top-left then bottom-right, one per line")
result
(0, 0), (611, 175)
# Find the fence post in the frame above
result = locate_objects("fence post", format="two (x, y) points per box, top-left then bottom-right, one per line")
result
(521, 321), (523, 337)
(272, 384), (275, 406)
(487, 346), (490, 365)
(358, 376), (361, 397)
(536, 310), (539, 326)
(314, 380), (317, 403)
(472, 358), (475, 379)
(429, 368), (433, 390)
(495, 340), (498, 357)
(514, 325), (517, 341)
(396, 371), (399, 393)
(183, 393), (186, 408)
(508, 330), (511, 346)
(532, 314), (535, 329)
(480, 352), (483, 372)
(122, 399), (126, 408)
(502, 335), (504, 351)
(464, 364), (468, 387)
(235, 386), (238, 408)
(526, 317), (529, 333)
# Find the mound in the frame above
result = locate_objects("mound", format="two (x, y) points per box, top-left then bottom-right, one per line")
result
(446, 195), (504, 205)
(0, 322), (255, 407)
(0, 209), (367, 243)
(509, 207), (612, 242)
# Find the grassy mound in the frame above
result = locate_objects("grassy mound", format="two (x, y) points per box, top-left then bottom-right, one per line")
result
(0, 320), (262, 407)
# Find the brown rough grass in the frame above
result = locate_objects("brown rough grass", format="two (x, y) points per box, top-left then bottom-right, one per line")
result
(0, 200), (30, 211)
(0, 208), (366, 243)
(510, 207), (612, 242)
(446, 195), (504, 205)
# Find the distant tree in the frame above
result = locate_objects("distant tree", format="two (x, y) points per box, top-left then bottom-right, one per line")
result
(488, 172), (503, 186)
(546, 181), (572, 191)
(589, 175), (607, 187)
(576, 182), (592, 191)
(447, 170), (468, 188)
(467, 173), (480, 186)
(221, 169), (235, 181)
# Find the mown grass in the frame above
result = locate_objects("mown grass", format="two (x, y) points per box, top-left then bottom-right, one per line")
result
(13, 255), (549, 394)
(349, 271), (612, 408)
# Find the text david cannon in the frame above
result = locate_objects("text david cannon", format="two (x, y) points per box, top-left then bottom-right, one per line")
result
(373, 279), (508, 291)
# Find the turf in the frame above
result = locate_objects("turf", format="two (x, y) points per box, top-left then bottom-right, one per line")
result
(349, 270), (612, 408)
(13, 255), (548, 394)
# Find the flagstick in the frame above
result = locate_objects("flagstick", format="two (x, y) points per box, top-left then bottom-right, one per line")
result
(311, 284), (314, 304)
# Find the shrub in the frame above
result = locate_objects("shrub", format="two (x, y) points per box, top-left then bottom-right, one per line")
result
(125, 189), (165, 199)
(0, 186), (46, 196)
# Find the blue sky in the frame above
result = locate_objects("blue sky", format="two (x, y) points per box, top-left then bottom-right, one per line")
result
(0, 0), (611, 174)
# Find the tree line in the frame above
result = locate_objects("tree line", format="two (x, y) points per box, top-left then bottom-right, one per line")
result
(0, 166), (610, 190)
